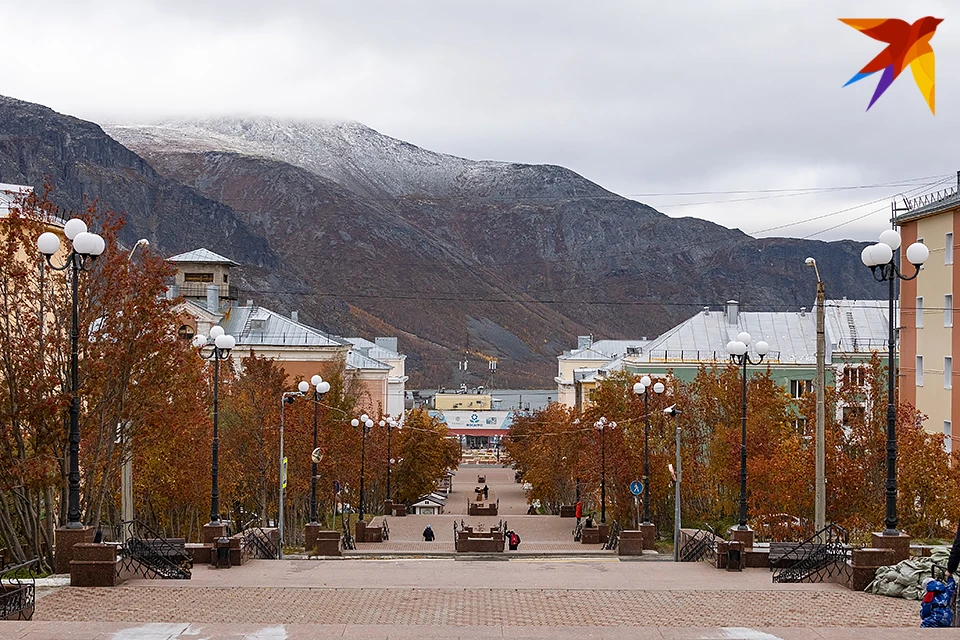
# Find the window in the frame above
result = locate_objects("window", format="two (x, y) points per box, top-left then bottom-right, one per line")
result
(947, 233), (954, 265)
(947, 294), (954, 328)
(946, 421), (953, 454)
(917, 355), (924, 386)
(790, 379), (812, 399)
(917, 297), (924, 328)
(223, 273), (229, 284)
(946, 356), (953, 389)
(184, 272), (214, 283)
(843, 367), (866, 387)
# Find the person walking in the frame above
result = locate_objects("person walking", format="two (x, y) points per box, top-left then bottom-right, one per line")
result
(483, 484), (489, 500)
(423, 525), (435, 542)
(508, 530), (521, 551)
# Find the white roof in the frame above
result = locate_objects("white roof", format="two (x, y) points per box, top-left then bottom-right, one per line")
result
(346, 348), (391, 371)
(222, 305), (348, 347)
(559, 339), (650, 361)
(168, 247), (239, 266)
(632, 308), (812, 364)
(0, 183), (33, 217)
(824, 299), (892, 354)
(347, 336), (402, 361)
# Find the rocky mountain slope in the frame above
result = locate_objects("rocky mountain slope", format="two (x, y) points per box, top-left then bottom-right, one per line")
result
(0, 96), (884, 387)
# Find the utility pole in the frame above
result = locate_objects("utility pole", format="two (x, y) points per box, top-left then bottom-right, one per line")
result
(807, 257), (826, 533)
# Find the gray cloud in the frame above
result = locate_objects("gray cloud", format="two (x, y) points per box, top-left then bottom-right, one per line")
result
(2, 0), (956, 242)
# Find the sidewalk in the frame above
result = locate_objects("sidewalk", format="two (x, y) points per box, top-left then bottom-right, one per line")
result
(2, 621), (958, 639)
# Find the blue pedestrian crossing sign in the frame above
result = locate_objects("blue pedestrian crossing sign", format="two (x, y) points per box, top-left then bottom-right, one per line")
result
(629, 480), (643, 495)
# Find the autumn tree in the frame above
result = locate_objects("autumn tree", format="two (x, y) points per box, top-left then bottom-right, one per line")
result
(390, 408), (460, 506)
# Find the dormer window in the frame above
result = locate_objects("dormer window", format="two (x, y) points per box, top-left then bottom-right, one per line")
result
(223, 273), (228, 284)
(185, 272), (214, 283)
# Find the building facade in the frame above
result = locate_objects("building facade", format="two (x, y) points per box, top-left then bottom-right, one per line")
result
(895, 183), (960, 445)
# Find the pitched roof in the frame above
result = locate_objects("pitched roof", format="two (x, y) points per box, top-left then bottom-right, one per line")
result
(823, 298), (893, 354)
(221, 304), (349, 347)
(346, 348), (391, 371)
(0, 183), (34, 217)
(347, 336), (403, 361)
(168, 248), (239, 266)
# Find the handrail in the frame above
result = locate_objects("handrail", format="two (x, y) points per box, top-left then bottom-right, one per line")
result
(114, 520), (192, 580)
(241, 527), (279, 559)
(771, 523), (851, 583)
(603, 521), (621, 550)
(0, 558), (37, 621)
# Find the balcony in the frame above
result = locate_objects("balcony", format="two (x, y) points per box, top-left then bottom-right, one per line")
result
(177, 282), (239, 300)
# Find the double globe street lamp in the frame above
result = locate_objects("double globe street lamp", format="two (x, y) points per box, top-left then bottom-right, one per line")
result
(38, 220), (106, 529)
(594, 417), (617, 524)
(298, 375), (331, 525)
(193, 325), (236, 526)
(633, 377), (665, 526)
(861, 229), (929, 536)
(350, 414), (375, 521)
(726, 332), (768, 531)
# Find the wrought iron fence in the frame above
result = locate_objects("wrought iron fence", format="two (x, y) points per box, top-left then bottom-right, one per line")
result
(0, 558), (37, 621)
(381, 518), (390, 542)
(603, 521), (622, 550)
(114, 520), (192, 579)
(240, 528), (279, 560)
(679, 526), (718, 563)
(340, 517), (355, 551)
(573, 521), (583, 542)
(771, 523), (852, 584)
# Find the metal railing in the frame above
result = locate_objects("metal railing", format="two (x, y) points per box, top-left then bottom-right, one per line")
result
(771, 523), (851, 583)
(906, 185), (959, 211)
(176, 282), (239, 300)
(114, 520), (192, 580)
(679, 525), (718, 563)
(240, 527), (279, 560)
(0, 558), (37, 621)
(603, 521), (622, 550)
(644, 349), (784, 364)
(573, 521), (583, 542)
(381, 518), (390, 541)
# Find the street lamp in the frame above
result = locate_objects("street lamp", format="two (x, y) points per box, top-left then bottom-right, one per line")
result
(37, 219), (106, 529)
(726, 331), (769, 530)
(279, 389), (304, 559)
(633, 377), (665, 525)
(299, 375), (331, 524)
(594, 417), (617, 524)
(664, 404), (682, 561)
(193, 325), (236, 525)
(861, 229), (928, 535)
(384, 417), (399, 501)
(349, 413), (375, 521)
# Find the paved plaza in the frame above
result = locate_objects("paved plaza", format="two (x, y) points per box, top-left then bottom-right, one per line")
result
(3, 464), (956, 638)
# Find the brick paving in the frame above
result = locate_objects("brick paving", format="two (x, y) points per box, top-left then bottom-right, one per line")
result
(33, 584), (919, 627)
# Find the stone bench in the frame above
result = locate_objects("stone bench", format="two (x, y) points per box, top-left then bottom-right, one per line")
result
(457, 532), (503, 553)
(468, 503), (498, 516)
(559, 505), (577, 518)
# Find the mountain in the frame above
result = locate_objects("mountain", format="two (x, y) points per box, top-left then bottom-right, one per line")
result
(0, 96), (884, 387)
(0, 97), (276, 268)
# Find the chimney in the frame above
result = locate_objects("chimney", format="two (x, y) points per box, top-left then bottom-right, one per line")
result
(578, 335), (592, 350)
(291, 310), (299, 323)
(246, 299), (253, 307)
(206, 284), (219, 314)
(726, 300), (739, 325)
(800, 307), (807, 316)
(703, 306), (710, 315)
(375, 337), (398, 353)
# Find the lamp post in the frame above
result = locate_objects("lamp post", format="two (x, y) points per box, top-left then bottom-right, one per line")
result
(37, 220), (106, 529)
(193, 325), (236, 525)
(664, 405), (682, 561)
(384, 417), (398, 501)
(726, 331), (769, 530)
(861, 229), (928, 535)
(633, 377), (665, 525)
(279, 390), (303, 559)
(300, 376), (331, 524)
(806, 257), (827, 534)
(594, 417), (617, 524)
(350, 414), (374, 521)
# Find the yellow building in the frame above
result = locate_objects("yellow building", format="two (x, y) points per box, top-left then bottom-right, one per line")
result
(433, 392), (492, 411)
(895, 181), (960, 447)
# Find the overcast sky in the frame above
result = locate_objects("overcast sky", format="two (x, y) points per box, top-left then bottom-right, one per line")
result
(2, 0), (956, 241)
